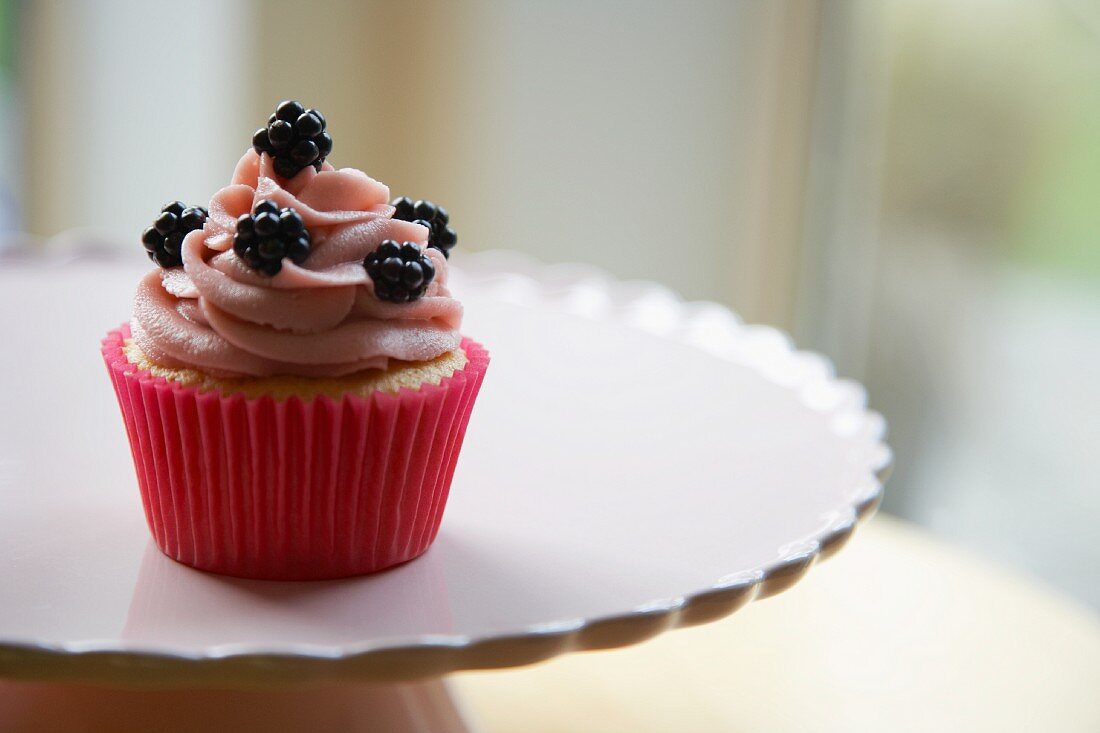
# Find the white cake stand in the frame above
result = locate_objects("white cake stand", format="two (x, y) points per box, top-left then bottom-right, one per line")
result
(0, 251), (890, 732)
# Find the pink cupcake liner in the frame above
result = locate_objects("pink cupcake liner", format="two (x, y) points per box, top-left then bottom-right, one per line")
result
(102, 325), (489, 580)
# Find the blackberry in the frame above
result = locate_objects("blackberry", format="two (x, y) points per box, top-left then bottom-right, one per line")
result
(141, 201), (208, 268)
(390, 196), (457, 258)
(364, 239), (436, 303)
(233, 199), (311, 276)
(251, 100), (333, 179)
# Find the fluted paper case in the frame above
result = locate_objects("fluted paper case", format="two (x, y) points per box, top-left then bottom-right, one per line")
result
(102, 325), (489, 580)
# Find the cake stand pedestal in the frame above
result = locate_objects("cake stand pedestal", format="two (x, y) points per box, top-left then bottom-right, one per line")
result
(0, 252), (890, 732)
(0, 679), (471, 732)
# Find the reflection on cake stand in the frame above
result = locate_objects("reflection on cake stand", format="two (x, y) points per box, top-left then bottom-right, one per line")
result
(0, 252), (890, 732)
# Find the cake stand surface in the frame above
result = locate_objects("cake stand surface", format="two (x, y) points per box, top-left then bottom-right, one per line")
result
(0, 250), (890, 732)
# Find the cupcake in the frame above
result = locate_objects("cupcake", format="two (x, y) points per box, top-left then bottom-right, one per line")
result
(102, 101), (489, 580)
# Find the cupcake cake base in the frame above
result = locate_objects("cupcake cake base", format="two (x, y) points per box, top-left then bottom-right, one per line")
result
(102, 325), (489, 580)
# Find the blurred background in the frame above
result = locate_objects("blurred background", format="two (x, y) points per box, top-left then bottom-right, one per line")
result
(0, 0), (1097, 606)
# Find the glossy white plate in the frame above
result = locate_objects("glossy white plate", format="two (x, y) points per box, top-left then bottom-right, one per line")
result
(0, 250), (890, 685)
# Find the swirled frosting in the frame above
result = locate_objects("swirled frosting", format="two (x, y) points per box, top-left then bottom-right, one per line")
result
(131, 150), (462, 378)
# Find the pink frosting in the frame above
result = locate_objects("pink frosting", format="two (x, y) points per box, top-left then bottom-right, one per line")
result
(131, 150), (462, 378)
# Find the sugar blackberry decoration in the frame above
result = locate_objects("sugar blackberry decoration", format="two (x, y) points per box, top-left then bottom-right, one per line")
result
(252, 100), (333, 179)
(233, 199), (311, 276)
(364, 240), (436, 303)
(390, 197), (458, 258)
(141, 201), (208, 268)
